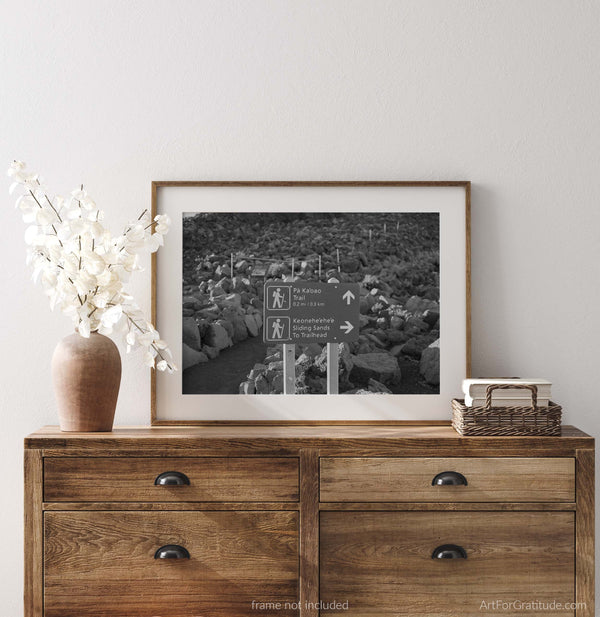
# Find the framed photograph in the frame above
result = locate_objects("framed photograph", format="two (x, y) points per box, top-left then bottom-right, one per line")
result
(151, 181), (470, 424)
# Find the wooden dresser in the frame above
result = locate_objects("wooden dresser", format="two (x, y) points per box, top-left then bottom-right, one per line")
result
(25, 424), (594, 616)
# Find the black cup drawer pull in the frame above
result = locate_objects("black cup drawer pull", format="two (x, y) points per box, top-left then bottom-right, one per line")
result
(431, 471), (468, 486)
(154, 471), (190, 486)
(431, 544), (467, 559)
(154, 545), (190, 559)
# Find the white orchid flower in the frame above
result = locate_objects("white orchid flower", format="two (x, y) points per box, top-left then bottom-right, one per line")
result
(8, 161), (176, 372)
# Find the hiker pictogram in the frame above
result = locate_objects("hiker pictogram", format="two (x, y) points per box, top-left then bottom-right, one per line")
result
(265, 316), (290, 342)
(266, 285), (291, 310)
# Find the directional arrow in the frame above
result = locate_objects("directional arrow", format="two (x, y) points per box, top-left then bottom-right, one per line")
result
(339, 321), (354, 334)
(342, 290), (356, 305)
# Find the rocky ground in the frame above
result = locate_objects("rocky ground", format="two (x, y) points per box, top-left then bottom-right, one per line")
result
(182, 212), (440, 395)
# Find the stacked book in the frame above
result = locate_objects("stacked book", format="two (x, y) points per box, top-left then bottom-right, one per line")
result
(462, 378), (552, 408)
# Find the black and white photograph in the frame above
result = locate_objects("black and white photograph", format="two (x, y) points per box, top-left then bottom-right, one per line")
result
(181, 211), (440, 396)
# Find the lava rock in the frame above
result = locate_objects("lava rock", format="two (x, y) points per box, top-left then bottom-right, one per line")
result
(405, 295), (439, 314)
(272, 373), (284, 393)
(367, 378), (392, 394)
(231, 276), (249, 292)
(339, 342), (354, 373)
(248, 363), (267, 380)
(363, 333), (387, 348)
(231, 314), (249, 342)
(400, 336), (431, 359)
(295, 353), (313, 369)
(201, 344), (219, 360)
(239, 380), (255, 395)
(306, 376), (326, 393)
(222, 293), (242, 308)
(420, 338), (440, 385)
(404, 316), (429, 334)
(390, 315), (405, 330)
(255, 374), (270, 394)
(267, 263), (285, 277)
(182, 317), (201, 351)
(182, 344), (208, 370)
(373, 329), (388, 342)
(215, 265), (231, 278)
(389, 344), (404, 357)
(341, 257), (360, 273)
(350, 352), (401, 385)
(423, 309), (440, 327)
(209, 283), (227, 298)
(387, 330), (410, 345)
(359, 297), (372, 314)
(205, 322), (232, 350)
(183, 296), (202, 311)
(244, 314), (260, 337)
(362, 274), (379, 289)
(423, 287), (440, 301)
(196, 304), (220, 319)
(217, 318), (234, 339)
(217, 277), (232, 293)
(303, 343), (323, 359)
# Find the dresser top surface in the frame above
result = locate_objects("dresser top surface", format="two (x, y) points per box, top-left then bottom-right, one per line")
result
(25, 423), (593, 456)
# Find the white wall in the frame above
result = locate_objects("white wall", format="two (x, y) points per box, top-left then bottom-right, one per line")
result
(1, 1), (598, 612)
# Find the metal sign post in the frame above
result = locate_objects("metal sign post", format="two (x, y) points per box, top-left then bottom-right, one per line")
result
(326, 342), (340, 395)
(283, 343), (296, 395)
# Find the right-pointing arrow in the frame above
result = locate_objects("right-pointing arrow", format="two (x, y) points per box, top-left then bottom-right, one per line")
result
(339, 321), (354, 334)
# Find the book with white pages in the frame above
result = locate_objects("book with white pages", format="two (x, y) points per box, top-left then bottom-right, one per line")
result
(462, 378), (552, 399)
(465, 395), (550, 408)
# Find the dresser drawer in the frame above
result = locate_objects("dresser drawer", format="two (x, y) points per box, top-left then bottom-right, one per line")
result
(320, 457), (575, 502)
(44, 457), (299, 502)
(44, 511), (299, 617)
(321, 511), (575, 616)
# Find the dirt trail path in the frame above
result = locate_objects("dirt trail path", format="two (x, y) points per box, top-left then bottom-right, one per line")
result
(183, 334), (267, 394)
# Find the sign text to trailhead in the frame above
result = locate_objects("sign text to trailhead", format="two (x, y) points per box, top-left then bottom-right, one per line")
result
(263, 282), (360, 344)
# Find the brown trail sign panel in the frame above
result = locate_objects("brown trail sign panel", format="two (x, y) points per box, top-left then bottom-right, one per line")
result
(263, 282), (360, 344)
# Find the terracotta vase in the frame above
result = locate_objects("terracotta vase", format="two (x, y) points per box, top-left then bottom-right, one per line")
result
(51, 332), (121, 432)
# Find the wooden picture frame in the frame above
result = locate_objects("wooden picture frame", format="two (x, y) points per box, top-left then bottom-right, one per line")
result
(151, 181), (471, 425)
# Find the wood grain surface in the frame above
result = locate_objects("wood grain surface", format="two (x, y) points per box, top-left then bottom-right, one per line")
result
(26, 424), (593, 458)
(24, 449), (43, 617)
(320, 457), (575, 502)
(576, 448), (595, 617)
(44, 511), (299, 617)
(44, 457), (299, 502)
(299, 450), (319, 617)
(320, 511), (575, 616)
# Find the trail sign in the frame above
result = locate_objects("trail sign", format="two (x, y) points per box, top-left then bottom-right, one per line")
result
(263, 281), (360, 344)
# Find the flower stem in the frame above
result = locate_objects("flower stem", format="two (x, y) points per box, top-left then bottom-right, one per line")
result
(28, 189), (63, 247)
(35, 179), (63, 223)
(125, 314), (173, 369)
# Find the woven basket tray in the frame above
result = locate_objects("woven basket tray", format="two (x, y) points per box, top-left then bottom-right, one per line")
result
(452, 384), (562, 436)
